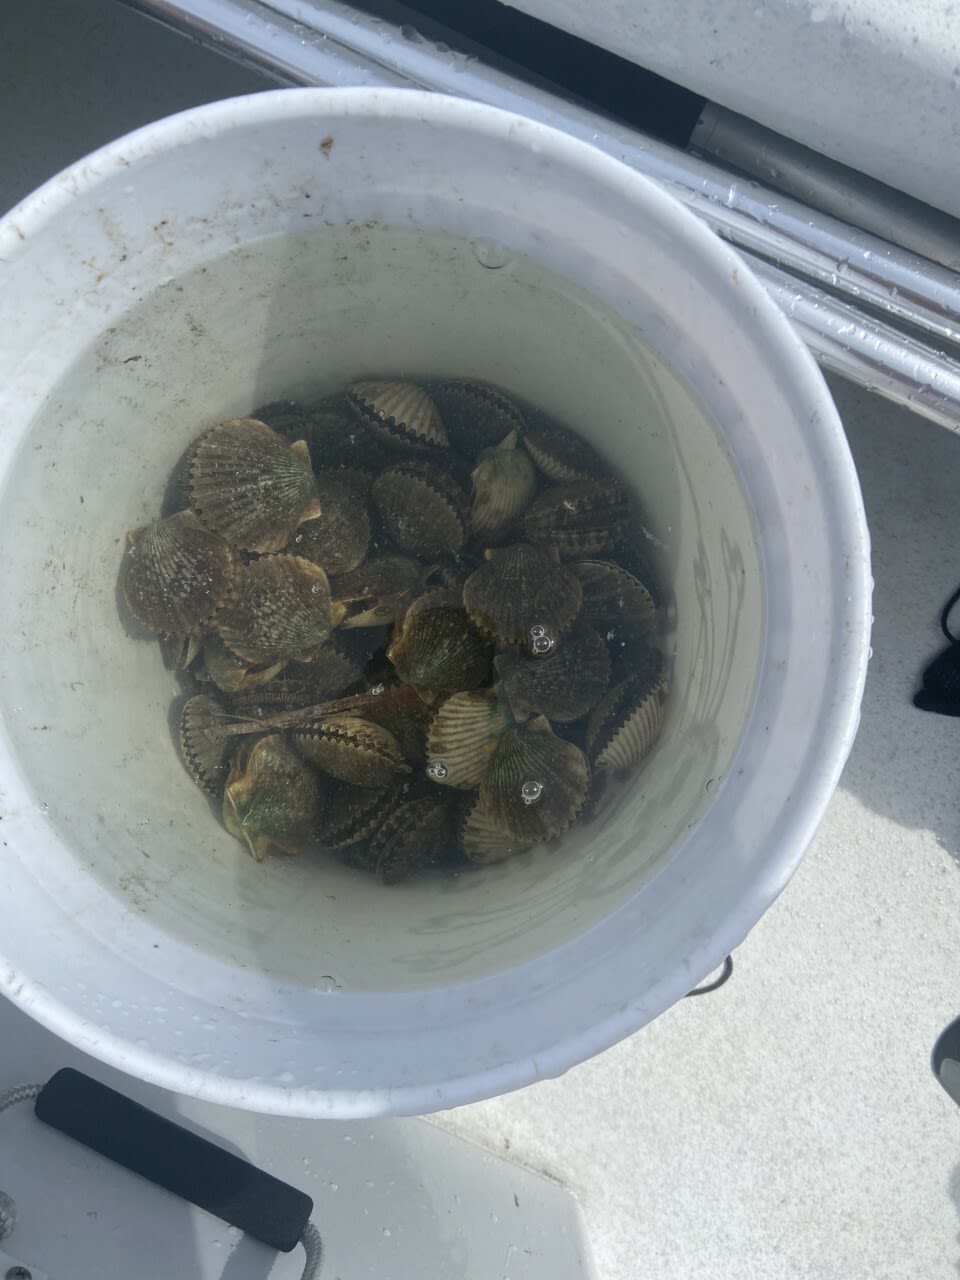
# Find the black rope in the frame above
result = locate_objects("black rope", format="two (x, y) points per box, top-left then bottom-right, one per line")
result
(685, 954), (734, 997)
(914, 578), (960, 716)
(940, 581), (960, 644)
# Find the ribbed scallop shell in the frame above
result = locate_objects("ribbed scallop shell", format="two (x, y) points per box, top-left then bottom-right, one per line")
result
(522, 416), (609, 482)
(297, 406), (391, 475)
(479, 716), (590, 842)
(319, 780), (407, 853)
(372, 461), (468, 558)
(370, 793), (457, 883)
(159, 632), (202, 672)
(122, 511), (236, 636)
(347, 380), (448, 452)
(460, 799), (533, 865)
(223, 734), (323, 861)
(496, 621), (611, 723)
(331, 552), (426, 629)
(572, 560), (657, 650)
(293, 713), (412, 788)
(387, 593), (493, 692)
(587, 668), (667, 772)
(202, 634), (287, 694)
(288, 472), (371, 575)
(425, 689), (514, 789)
(462, 543), (582, 648)
(469, 430), (538, 542)
(523, 481), (632, 558)
(188, 417), (322, 553)
(178, 693), (237, 797)
(429, 379), (526, 456)
(226, 642), (363, 715)
(216, 554), (346, 665)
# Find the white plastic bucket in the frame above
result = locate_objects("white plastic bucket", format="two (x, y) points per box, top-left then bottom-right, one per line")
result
(0, 89), (870, 1117)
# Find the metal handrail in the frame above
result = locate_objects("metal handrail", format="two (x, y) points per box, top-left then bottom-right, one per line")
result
(126, 0), (960, 430)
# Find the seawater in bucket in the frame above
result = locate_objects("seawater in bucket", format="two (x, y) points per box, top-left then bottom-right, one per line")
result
(0, 90), (870, 1116)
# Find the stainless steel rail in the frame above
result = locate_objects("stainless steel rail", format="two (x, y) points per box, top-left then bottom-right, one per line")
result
(125, 0), (960, 430)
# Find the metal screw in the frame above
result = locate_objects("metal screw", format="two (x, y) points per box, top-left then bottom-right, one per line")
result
(7, 1266), (33, 1280)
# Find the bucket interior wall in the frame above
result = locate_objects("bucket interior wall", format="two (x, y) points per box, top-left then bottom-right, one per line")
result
(0, 224), (762, 993)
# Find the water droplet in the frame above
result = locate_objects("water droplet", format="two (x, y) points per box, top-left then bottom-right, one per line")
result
(705, 778), (716, 793)
(471, 239), (512, 269)
(426, 761), (448, 780)
(521, 779), (543, 805)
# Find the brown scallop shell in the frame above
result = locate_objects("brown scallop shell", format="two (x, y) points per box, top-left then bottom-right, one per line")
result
(462, 543), (582, 648)
(287, 472), (371, 575)
(370, 792), (457, 883)
(523, 480), (632, 558)
(387, 592), (494, 693)
(293, 713), (412, 788)
(188, 417), (322, 553)
(202, 634), (287, 694)
(586, 661), (668, 772)
(479, 715), (590, 842)
(372, 461), (469, 558)
(429, 379), (526, 456)
(178, 693), (237, 798)
(572, 559), (657, 652)
(522, 416), (609, 482)
(496, 621), (611, 723)
(319, 780), (407, 854)
(425, 689), (514, 789)
(122, 511), (236, 637)
(460, 798), (533, 865)
(223, 734), (323, 861)
(331, 552), (427, 629)
(226, 642), (363, 715)
(215, 554), (346, 665)
(469, 430), (538, 542)
(346, 380), (448, 452)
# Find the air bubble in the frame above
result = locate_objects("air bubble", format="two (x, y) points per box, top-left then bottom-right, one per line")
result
(426, 761), (448, 780)
(471, 239), (512, 269)
(521, 779), (543, 805)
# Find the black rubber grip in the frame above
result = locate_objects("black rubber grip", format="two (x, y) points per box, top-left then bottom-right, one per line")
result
(34, 1068), (313, 1252)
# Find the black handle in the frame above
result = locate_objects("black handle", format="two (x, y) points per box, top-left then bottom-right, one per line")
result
(34, 1068), (313, 1252)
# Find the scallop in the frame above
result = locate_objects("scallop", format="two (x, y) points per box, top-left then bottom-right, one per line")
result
(460, 798), (533, 865)
(320, 779), (407, 853)
(523, 481), (632, 558)
(462, 543), (582, 648)
(479, 715), (590, 842)
(522, 416), (609, 482)
(372, 461), (469, 558)
(223, 734), (324, 861)
(331, 552), (426, 629)
(370, 793), (457, 883)
(572, 560), (657, 654)
(469, 430), (538, 542)
(496, 621), (611, 723)
(122, 510), (236, 637)
(188, 417), (322, 553)
(429, 380), (526, 456)
(297, 405), (391, 475)
(425, 689), (514, 789)
(159, 632), (203, 672)
(293, 713), (412, 788)
(226, 643), (363, 715)
(586, 662), (668, 772)
(202, 634), (287, 694)
(347, 380), (448, 452)
(178, 693), (238, 797)
(215, 554), (346, 665)
(288, 472), (371, 575)
(387, 592), (494, 693)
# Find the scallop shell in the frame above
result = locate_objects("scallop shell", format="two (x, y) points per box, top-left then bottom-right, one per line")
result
(188, 417), (322, 553)
(347, 380), (448, 452)
(469, 430), (538, 542)
(297, 406), (391, 475)
(572, 560), (657, 654)
(425, 689), (514, 789)
(522, 416), (609, 482)
(320, 779), (407, 853)
(226, 642), (363, 715)
(496, 621), (611, 723)
(429, 380), (526, 456)
(586, 665), (667, 772)
(479, 715), (590, 842)
(370, 793), (457, 883)
(178, 693), (237, 797)
(293, 713), (412, 787)
(287, 472), (371, 575)
(361, 687), (433, 770)
(523, 481), (632, 558)
(159, 632), (203, 672)
(460, 798), (533, 865)
(216, 554), (346, 665)
(462, 543), (582, 648)
(202, 634), (287, 694)
(122, 511), (236, 637)
(331, 552), (426, 629)
(372, 462), (468, 558)
(387, 593), (494, 693)
(223, 734), (323, 861)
